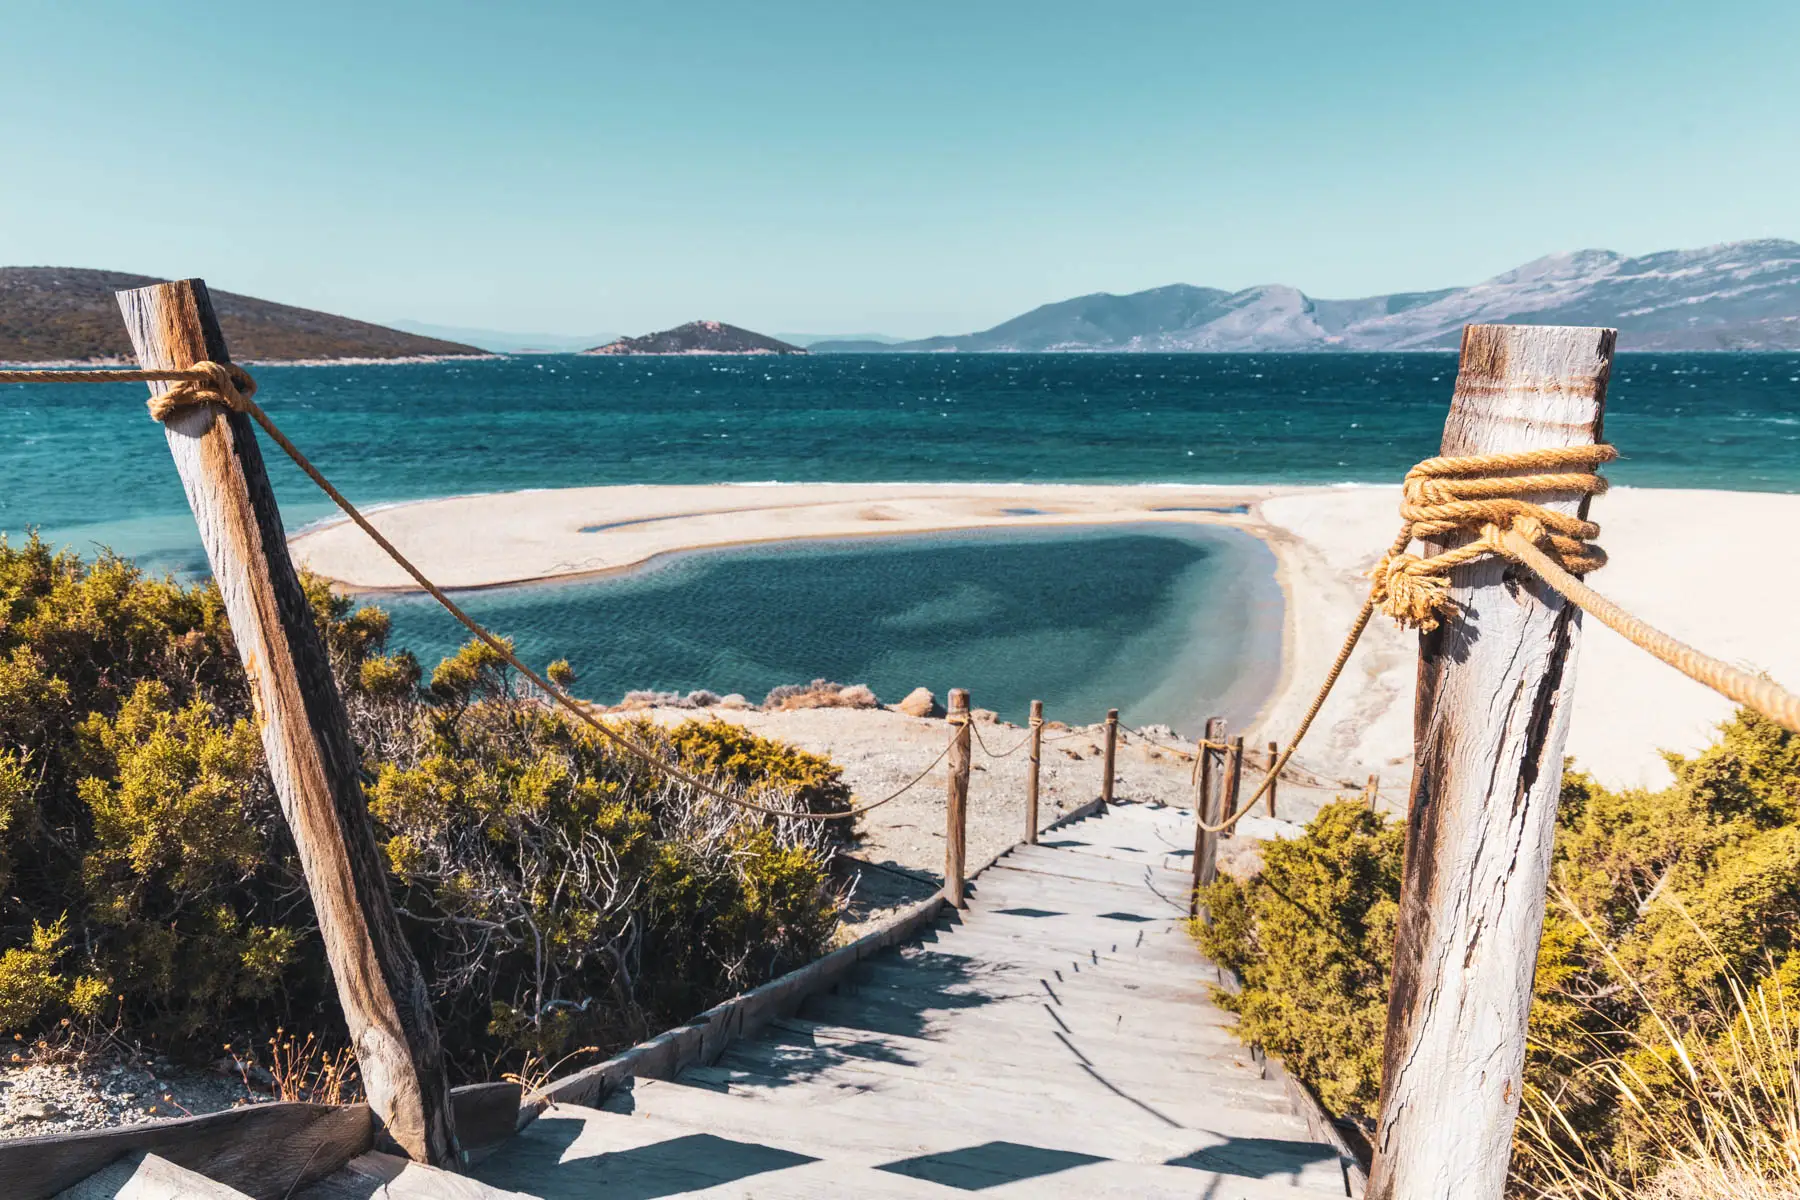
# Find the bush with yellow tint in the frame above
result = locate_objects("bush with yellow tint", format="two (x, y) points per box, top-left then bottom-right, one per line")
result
(1196, 710), (1800, 1193)
(0, 535), (843, 1080)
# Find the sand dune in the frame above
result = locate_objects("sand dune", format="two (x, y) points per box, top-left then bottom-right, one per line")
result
(288, 482), (1800, 789)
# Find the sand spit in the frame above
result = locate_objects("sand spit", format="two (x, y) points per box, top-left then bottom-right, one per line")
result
(289, 482), (1800, 789)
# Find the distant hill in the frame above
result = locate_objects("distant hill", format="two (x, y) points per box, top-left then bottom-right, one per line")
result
(1, 268), (486, 362)
(585, 321), (805, 356)
(809, 240), (1800, 353)
(388, 320), (616, 354)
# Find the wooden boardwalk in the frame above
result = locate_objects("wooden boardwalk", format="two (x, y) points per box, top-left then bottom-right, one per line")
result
(469, 802), (1351, 1198)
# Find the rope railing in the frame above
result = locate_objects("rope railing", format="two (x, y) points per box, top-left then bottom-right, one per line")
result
(0, 363), (955, 823)
(8, 365), (1797, 835)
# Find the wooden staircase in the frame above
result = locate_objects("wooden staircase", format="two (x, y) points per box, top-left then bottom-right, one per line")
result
(468, 802), (1352, 1198)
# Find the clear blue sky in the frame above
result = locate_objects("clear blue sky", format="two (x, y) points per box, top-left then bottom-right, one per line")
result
(3, 0), (1796, 337)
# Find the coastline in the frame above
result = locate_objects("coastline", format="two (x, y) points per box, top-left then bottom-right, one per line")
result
(288, 482), (1800, 789)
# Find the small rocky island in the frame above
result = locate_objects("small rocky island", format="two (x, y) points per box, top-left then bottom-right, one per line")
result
(584, 320), (805, 356)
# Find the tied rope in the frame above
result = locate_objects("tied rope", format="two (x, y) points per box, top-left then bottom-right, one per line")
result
(1195, 441), (1800, 833)
(1368, 445), (1616, 631)
(0, 362), (956, 822)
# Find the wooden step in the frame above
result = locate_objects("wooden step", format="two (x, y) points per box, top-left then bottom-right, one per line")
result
(297, 1151), (535, 1199)
(54, 1153), (251, 1200)
(588, 1086), (1349, 1197)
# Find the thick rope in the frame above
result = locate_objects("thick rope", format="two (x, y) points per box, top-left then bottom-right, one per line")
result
(969, 720), (1034, 759)
(1368, 445), (1615, 631)
(1498, 528), (1800, 733)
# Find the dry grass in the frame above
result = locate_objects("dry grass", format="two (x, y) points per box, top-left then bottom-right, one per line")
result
(1520, 893), (1800, 1199)
(230, 1030), (361, 1106)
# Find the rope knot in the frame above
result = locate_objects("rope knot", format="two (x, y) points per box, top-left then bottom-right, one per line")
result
(146, 361), (257, 423)
(1374, 444), (1617, 630)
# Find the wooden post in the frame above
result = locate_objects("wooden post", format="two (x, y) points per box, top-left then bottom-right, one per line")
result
(1220, 736), (1244, 840)
(1366, 773), (1380, 810)
(1100, 708), (1119, 807)
(117, 281), (457, 1166)
(1190, 717), (1227, 912)
(1025, 700), (1044, 844)
(1368, 324), (1614, 1200)
(944, 688), (972, 909)
(1265, 740), (1280, 817)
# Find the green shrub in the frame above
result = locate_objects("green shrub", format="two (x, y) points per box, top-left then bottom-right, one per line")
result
(1197, 710), (1800, 1191)
(1195, 802), (1401, 1116)
(0, 535), (844, 1079)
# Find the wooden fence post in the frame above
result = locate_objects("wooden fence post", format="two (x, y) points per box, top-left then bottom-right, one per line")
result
(117, 280), (456, 1165)
(1100, 708), (1119, 806)
(1366, 773), (1380, 810)
(1025, 700), (1044, 844)
(1368, 324), (1615, 1200)
(1220, 736), (1244, 840)
(1266, 740), (1279, 817)
(1190, 717), (1227, 912)
(944, 688), (972, 908)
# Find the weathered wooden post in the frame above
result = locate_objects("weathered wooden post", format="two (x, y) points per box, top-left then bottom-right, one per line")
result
(1220, 736), (1244, 840)
(117, 280), (456, 1165)
(1365, 773), (1380, 810)
(1265, 740), (1280, 817)
(1100, 708), (1119, 806)
(1025, 699), (1044, 844)
(944, 688), (972, 908)
(1190, 717), (1227, 912)
(1368, 324), (1614, 1200)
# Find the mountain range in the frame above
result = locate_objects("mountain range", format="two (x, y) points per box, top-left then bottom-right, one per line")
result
(814, 240), (1800, 353)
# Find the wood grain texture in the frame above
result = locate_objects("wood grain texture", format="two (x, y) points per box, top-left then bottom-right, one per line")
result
(2, 1102), (371, 1200)
(52, 1151), (253, 1199)
(1267, 741), (1280, 817)
(295, 1151), (533, 1199)
(1368, 324), (1615, 1200)
(944, 689), (972, 908)
(1221, 736), (1245, 841)
(1025, 699), (1044, 844)
(1191, 717), (1227, 907)
(114, 280), (455, 1167)
(1100, 708), (1119, 805)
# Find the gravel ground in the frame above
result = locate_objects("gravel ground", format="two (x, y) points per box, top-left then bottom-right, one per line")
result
(0, 1054), (265, 1140)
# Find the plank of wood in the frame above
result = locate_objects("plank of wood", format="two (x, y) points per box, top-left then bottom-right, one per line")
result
(448, 1083), (522, 1165)
(116, 280), (454, 1166)
(706, 1034), (1291, 1113)
(599, 1083), (1346, 1194)
(698, 1042), (1297, 1123)
(53, 1152), (252, 1200)
(296, 1151), (535, 1199)
(1369, 323), (1614, 1200)
(0, 1102), (372, 1200)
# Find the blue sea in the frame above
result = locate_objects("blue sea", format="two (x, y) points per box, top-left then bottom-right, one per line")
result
(4, 353), (1796, 727)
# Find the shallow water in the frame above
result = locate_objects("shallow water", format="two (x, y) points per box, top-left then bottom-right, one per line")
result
(381, 525), (1282, 730)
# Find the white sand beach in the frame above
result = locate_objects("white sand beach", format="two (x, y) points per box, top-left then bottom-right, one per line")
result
(289, 482), (1800, 790)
